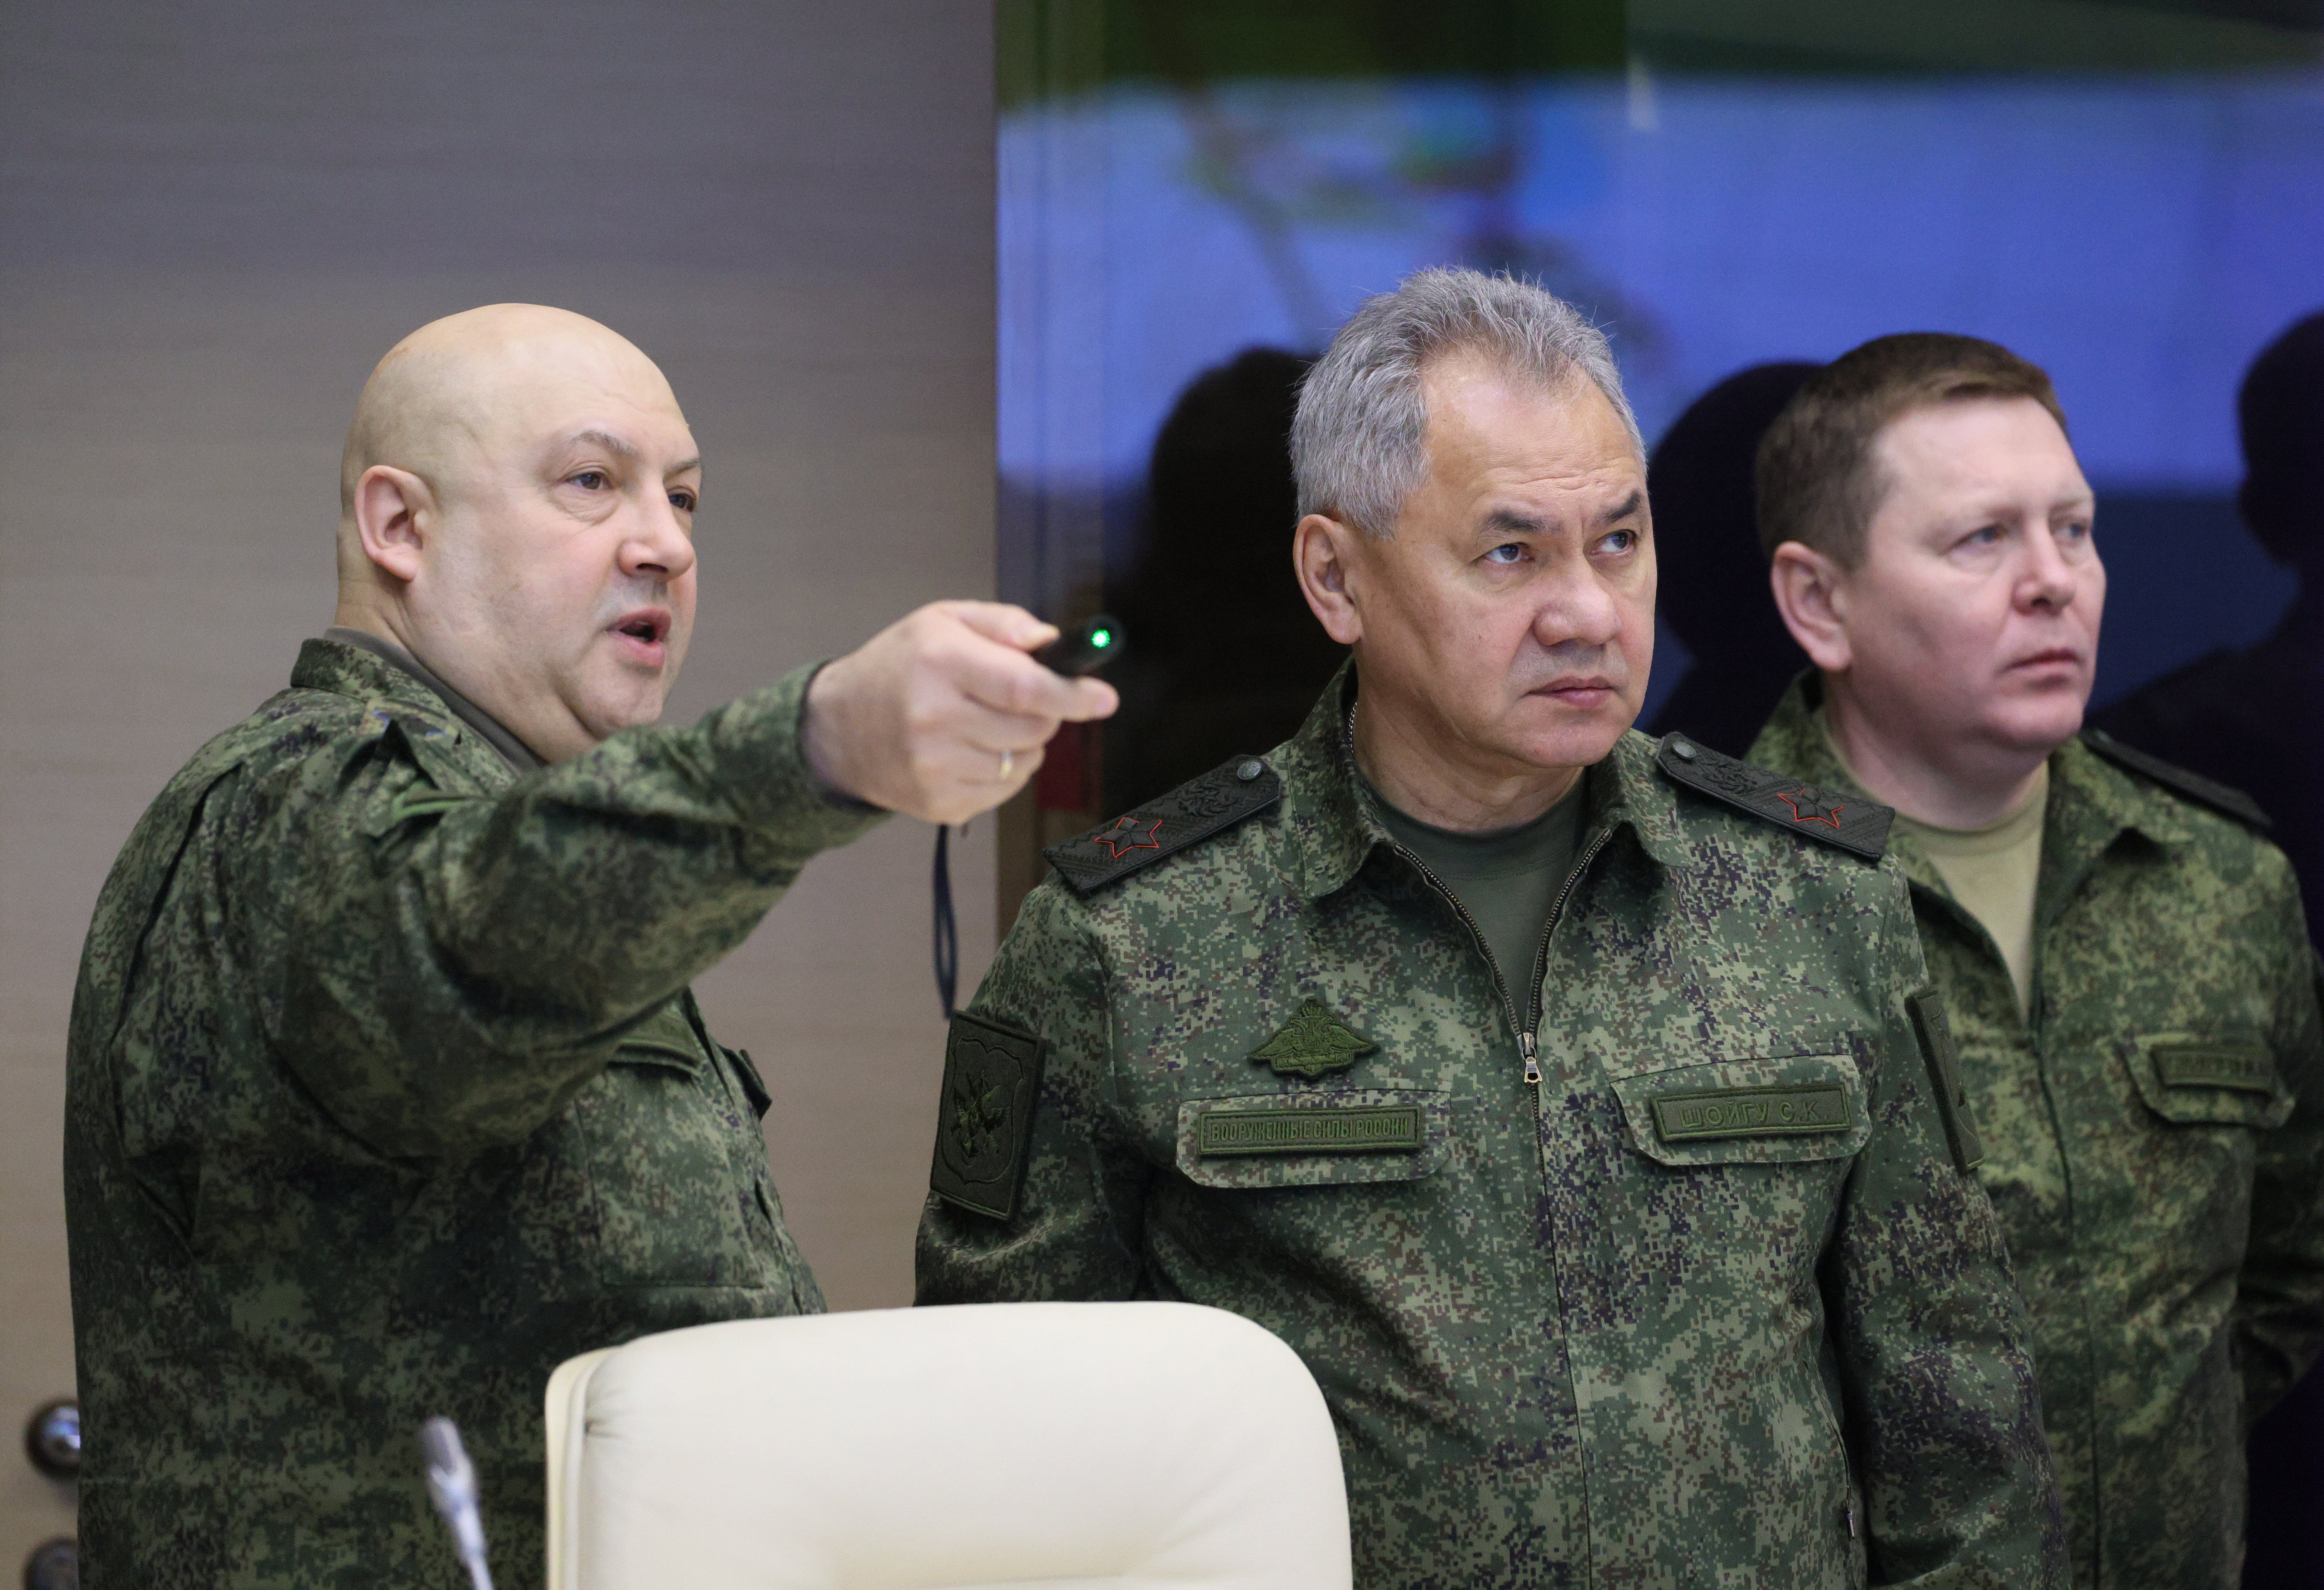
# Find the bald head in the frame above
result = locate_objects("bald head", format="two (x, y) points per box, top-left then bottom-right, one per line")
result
(339, 304), (680, 525)
(333, 304), (705, 762)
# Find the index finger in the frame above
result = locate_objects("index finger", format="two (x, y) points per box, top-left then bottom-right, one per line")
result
(938, 600), (1059, 654)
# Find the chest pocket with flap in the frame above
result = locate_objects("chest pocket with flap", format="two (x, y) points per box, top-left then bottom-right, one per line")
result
(1611, 1048), (1872, 1168)
(578, 999), (769, 1288)
(2124, 1032), (2292, 1130)
(1174, 1087), (1451, 1190)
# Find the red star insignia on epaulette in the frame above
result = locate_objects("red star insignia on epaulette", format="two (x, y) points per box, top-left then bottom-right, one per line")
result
(1777, 791), (1847, 828)
(1092, 816), (1164, 859)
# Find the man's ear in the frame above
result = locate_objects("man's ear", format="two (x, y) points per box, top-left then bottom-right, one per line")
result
(1293, 513), (1367, 647)
(352, 465), (435, 586)
(1768, 540), (1853, 673)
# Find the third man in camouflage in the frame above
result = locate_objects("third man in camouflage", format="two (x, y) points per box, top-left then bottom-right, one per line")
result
(1752, 331), (2324, 1587)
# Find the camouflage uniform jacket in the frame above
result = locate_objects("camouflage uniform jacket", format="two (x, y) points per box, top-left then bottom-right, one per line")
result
(1750, 676), (2324, 1590)
(917, 673), (2065, 1590)
(64, 638), (883, 1590)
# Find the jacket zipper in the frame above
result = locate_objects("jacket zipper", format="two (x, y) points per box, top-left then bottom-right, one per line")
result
(1384, 826), (1613, 1087)
(1523, 829), (1613, 1082)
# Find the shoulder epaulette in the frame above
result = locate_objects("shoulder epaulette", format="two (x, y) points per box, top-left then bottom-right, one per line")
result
(2079, 727), (2272, 831)
(1044, 754), (1284, 895)
(1654, 733), (1893, 861)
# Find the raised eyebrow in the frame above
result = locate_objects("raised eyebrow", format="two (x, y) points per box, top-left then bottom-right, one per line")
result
(1597, 489), (1645, 526)
(564, 428), (641, 462)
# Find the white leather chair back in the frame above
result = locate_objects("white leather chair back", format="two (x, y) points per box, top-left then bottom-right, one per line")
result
(544, 1301), (1351, 1590)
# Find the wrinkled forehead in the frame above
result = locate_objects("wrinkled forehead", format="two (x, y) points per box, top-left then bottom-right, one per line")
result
(1421, 357), (1644, 495)
(448, 334), (694, 468)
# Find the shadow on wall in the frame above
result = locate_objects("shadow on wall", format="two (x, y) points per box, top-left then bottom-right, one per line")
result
(1640, 361), (1822, 756)
(2088, 310), (2324, 1590)
(1104, 347), (1348, 816)
(2091, 310), (2324, 935)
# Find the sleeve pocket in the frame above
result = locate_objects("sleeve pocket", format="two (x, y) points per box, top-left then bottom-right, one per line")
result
(2123, 1033), (2292, 1129)
(1174, 1088), (1451, 1190)
(1612, 1049), (1872, 1168)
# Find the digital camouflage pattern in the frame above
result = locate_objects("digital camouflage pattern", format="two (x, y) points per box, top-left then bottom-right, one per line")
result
(918, 669), (2066, 1589)
(64, 638), (883, 1590)
(1750, 676), (2324, 1590)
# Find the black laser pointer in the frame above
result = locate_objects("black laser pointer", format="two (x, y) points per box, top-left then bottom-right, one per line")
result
(1032, 613), (1127, 677)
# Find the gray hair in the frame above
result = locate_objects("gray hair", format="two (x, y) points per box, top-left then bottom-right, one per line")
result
(1290, 268), (1643, 538)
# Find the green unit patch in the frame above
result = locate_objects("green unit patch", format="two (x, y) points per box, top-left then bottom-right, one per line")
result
(2154, 1042), (2277, 1094)
(1198, 1106), (1423, 1157)
(1250, 997), (1378, 1080)
(929, 1011), (1048, 1220)
(1652, 1083), (1851, 1143)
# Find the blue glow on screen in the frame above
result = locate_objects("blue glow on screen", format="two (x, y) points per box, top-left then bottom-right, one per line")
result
(1002, 70), (2321, 700)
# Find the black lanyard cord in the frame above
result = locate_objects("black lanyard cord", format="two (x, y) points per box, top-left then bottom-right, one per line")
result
(931, 824), (960, 1019)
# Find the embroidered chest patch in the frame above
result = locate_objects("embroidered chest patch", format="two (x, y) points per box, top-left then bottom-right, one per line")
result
(2153, 1042), (2276, 1094)
(1650, 1082), (1851, 1142)
(1197, 1105), (1423, 1156)
(1250, 998), (1378, 1081)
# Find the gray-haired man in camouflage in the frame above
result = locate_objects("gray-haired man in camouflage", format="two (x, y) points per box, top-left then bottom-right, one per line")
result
(1750, 332), (2324, 1588)
(64, 304), (1118, 1588)
(917, 270), (2066, 1588)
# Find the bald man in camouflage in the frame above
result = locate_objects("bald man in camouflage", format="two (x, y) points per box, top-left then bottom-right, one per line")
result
(63, 304), (1117, 1589)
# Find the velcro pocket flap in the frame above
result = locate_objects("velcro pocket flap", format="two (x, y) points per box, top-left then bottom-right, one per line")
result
(1614, 1049), (1871, 1167)
(1176, 1088), (1450, 1190)
(2124, 1033), (2290, 1128)
(608, 1002), (709, 1078)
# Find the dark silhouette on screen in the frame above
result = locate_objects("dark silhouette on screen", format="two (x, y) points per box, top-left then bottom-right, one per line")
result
(1642, 362), (1822, 754)
(2088, 310), (2324, 1590)
(1104, 347), (1347, 815)
(2090, 312), (2323, 929)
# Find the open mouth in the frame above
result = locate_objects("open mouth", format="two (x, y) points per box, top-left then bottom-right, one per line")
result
(609, 609), (672, 660)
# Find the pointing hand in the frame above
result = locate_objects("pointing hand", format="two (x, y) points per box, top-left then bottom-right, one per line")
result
(801, 602), (1120, 825)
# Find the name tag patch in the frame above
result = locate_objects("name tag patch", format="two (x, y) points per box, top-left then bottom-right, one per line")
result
(1197, 1106), (1423, 1157)
(2154, 1044), (2276, 1094)
(1652, 1083), (1850, 1143)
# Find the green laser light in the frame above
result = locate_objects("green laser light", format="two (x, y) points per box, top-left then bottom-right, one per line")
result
(1090, 629), (1113, 648)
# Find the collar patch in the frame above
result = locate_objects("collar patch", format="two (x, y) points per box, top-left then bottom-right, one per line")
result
(1251, 997), (1378, 1080)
